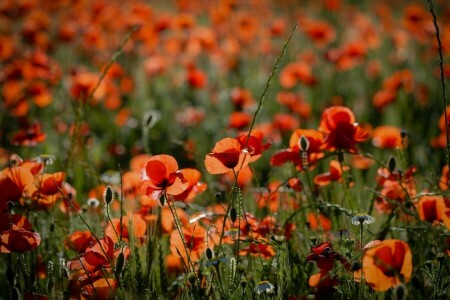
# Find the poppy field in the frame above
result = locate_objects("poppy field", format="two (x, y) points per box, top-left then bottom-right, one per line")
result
(2, 0), (450, 299)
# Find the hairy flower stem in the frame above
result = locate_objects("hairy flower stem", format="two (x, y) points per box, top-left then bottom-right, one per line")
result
(358, 222), (364, 300)
(427, 0), (450, 174)
(165, 193), (196, 280)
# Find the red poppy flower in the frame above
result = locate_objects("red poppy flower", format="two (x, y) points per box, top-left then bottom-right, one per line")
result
(319, 106), (368, 152)
(270, 129), (324, 169)
(361, 239), (412, 291)
(229, 111), (252, 130)
(11, 123), (46, 146)
(240, 236), (275, 259)
(81, 278), (118, 300)
(0, 165), (36, 213)
(301, 19), (336, 48)
(307, 213), (332, 231)
(0, 224), (41, 253)
(307, 242), (349, 295)
(105, 214), (147, 243)
(417, 195), (450, 230)
(236, 130), (271, 163)
(439, 165), (450, 191)
(173, 168), (207, 202)
(186, 65), (207, 89)
(65, 230), (94, 253)
(372, 126), (404, 149)
(279, 61), (317, 89)
(205, 137), (251, 174)
(314, 160), (347, 186)
(231, 87), (255, 110)
(169, 223), (207, 262)
(140, 154), (189, 200)
(0, 214), (33, 232)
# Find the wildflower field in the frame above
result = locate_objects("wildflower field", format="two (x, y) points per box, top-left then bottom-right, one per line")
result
(1, 0), (450, 299)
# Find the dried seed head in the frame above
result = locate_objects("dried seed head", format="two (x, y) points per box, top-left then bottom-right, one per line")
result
(87, 198), (100, 209)
(254, 280), (275, 295)
(351, 213), (375, 226)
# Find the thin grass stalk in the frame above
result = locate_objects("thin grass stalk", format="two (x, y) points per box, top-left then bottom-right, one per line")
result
(426, 0), (450, 175)
(63, 24), (139, 173)
(244, 22), (298, 148)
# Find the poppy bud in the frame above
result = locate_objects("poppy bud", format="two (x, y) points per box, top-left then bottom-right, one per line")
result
(394, 283), (407, 300)
(206, 247), (214, 260)
(103, 186), (114, 205)
(436, 252), (445, 263)
(115, 252), (125, 278)
(240, 274), (247, 289)
(400, 130), (407, 139)
(215, 192), (225, 202)
(299, 135), (310, 152)
(388, 156), (396, 173)
(230, 207), (237, 223)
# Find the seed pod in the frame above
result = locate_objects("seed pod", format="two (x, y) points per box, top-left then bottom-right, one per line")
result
(230, 207), (237, 223)
(103, 186), (114, 205)
(299, 135), (310, 152)
(206, 247), (214, 260)
(388, 156), (396, 173)
(115, 252), (125, 278)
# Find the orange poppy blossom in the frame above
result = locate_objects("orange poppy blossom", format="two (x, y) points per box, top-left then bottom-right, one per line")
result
(270, 128), (324, 170)
(235, 130), (271, 163)
(0, 165), (37, 213)
(140, 154), (189, 203)
(0, 219), (41, 253)
(220, 165), (254, 188)
(11, 123), (46, 146)
(205, 137), (251, 175)
(66, 235), (130, 298)
(69, 69), (106, 104)
(307, 212), (332, 231)
(169, 222), (207, 263)
(371, 126), (405, 149)
(228, 111), (252, 130)
(173, 168), (207, 202)
(255, 181), (299, 213)
(272, 113), (300, 132)
(318, 106), (368, 152)
(104, 213), (147, 243)
(239, 234), (276, 259)
(65, 230), (95, 253)
(32, 171), (65, 209)
(431, 106), (450, 149)
(307, 242), (350, 298)
(279, 61), (317, 89)
(301, 18), (336, 48)
(313, 160), (348, 186)
(374, 166), (417, 213)
(276, 91), (311, 119)
(417, 195), (450, 230)
(230, 87), (255, 111)
(359, 239), (412, 291)
(439, 165), (450, 191)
